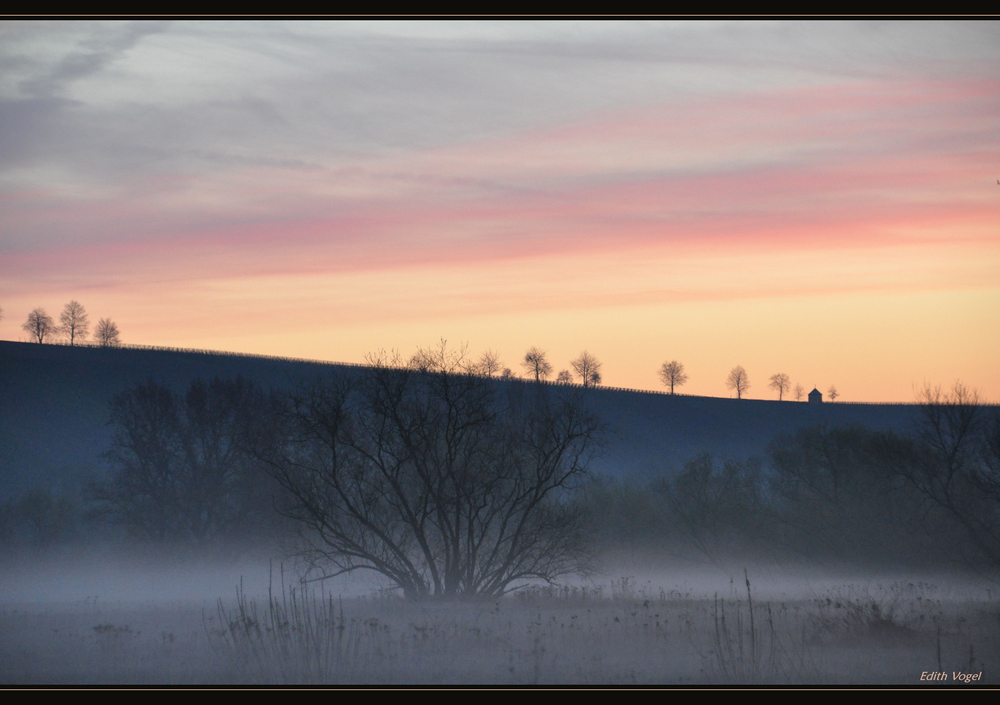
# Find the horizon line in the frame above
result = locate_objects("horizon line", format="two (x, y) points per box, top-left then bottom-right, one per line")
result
(1, 338), (968, 408)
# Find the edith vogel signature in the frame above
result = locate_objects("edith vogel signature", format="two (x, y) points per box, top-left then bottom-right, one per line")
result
(920, 671), (983, 683)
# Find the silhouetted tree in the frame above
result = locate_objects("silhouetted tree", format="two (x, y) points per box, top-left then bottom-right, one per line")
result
(827, 385), (839, 401)
(22, 308), (55, 343)
(410, 338), (469, 373)
(894, 383), (1000, 569)
(59, 300), (89, 345)
(768, 425), (934, 564)
(794, 383), (805, 402)
(659, 360), (688, 394)
(726, 366), (750, 399)
(2, 489), (81, 550)
(571, 351), (602, 388)
(250, 347), (602, 599)
(980, 411), (1000, 504)
(579, 479), (667, 554)
(655, 454), (769, 563)
(522, 347), (553, 382)
(474, 349), (503, 377)
(556, 370), (573, 384)
(95, 318), (121, 347)
(769, 373), (790, 401)
(95, 376), (278, 543)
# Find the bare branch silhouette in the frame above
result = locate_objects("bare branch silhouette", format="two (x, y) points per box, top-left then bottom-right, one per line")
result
(571, 351), (602, 389)
(659, 360), (688, 394)
(22, 308), (55, 343)
(726, 366), (750, 399)
(251, 355), (602, 598)
(522, 347), (553, 382)
(768, 373), (790, 401)
(59, 300), (89, 346)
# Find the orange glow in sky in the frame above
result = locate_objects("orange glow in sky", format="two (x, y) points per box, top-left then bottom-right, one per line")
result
(1, 22), (998, 401)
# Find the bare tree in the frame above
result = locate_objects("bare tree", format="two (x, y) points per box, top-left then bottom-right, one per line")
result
(827, 385), (839, 402)
(250, 352), (602, 598)
(409, 338), (468, 373)
(571, 351), (602, 389)
(893, 383), (1000, 569)
(794, 383), (805, 402)
(22, 308), (55, 343)
(655, 454), (768, 563)
(726, 366), (750, 399)
(59, 300), (89, 345)
(659, 360), (688, 394)
(95, 318), (121, 347)
(768, 373), (791, 401)
(473, 349), (503, 378)
(769, 426), (930, 564)
(978, 410), (1000, 513)
(522, 347), (553, 382)
(94, 377), (277, 543)
(556, 370), (573, 384)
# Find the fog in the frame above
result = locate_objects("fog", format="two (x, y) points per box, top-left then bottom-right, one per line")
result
(2, 544), (997, 685)
(8, 545), (988, 606)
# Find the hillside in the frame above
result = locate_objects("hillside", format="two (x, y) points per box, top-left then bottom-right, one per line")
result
(0, 341), (922, 499)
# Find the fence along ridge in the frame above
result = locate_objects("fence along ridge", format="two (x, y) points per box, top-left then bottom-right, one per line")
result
(28, 339), (363, 369)
(11, 339), (977, 407)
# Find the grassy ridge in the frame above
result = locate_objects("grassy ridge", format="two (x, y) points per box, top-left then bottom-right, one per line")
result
(0, 340), (922, 500)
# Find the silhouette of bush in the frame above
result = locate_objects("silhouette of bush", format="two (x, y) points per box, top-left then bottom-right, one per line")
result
(93, 376), (286, 544)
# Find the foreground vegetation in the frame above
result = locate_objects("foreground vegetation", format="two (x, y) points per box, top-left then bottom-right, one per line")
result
(6, 373), (998, 576)
(1, 574), (996, 685)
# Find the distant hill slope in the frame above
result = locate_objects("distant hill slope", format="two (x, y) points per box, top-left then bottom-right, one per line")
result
(0, 341), (923, 499)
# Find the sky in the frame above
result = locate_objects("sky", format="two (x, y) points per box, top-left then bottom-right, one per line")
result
(1, 20), (998, 402)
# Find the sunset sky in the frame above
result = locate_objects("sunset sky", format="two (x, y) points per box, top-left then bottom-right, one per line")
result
(1, 21), (998, 401)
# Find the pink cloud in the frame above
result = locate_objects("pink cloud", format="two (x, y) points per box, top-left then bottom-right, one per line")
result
(4, 76), (997, 309)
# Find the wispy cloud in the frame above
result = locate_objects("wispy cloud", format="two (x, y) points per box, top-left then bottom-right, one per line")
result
(1, 21), (997, 399)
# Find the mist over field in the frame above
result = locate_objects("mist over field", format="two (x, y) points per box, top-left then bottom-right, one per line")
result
(1, 341), (999, 685)
(2, 542), (998, 684)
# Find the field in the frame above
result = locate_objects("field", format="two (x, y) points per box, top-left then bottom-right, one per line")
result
(2, 558), (997, 685)
(2, 342), (997, 686)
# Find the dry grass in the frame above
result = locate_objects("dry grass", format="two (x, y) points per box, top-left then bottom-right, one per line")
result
(706, 571), (786, 683)
(2, 575), (997, 684)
